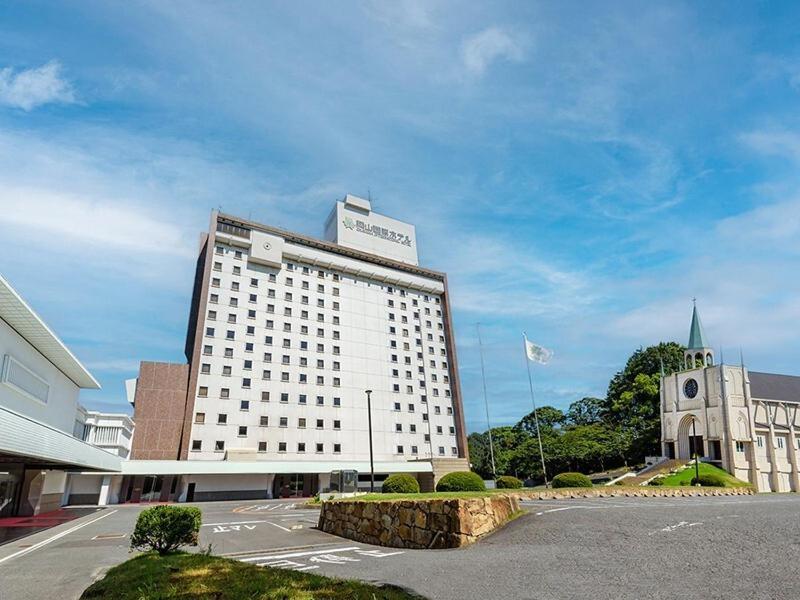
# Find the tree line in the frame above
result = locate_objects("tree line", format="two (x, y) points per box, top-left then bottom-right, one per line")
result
(467, 342), (685, 481)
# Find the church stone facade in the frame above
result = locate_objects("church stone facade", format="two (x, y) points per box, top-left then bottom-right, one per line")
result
(660, 304), (800, 492)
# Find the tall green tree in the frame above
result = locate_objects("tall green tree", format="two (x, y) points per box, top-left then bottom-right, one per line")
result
(604, 342), (684, 461)
(467, 432), (493, 479)
(467, 341), (684, 480)
(516, 406), (565, 436)
(566, 397), (604, 426)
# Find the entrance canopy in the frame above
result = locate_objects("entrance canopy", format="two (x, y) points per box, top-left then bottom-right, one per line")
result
(0, 406), (121, 472)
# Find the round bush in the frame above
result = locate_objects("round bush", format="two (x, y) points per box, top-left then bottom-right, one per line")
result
(691, 473), (728, 487)
(381, 473), (420, 494)
(436, 471), (486, 492)
(495, 475), (523, 489)
(551, 472), (593, 489)
(130, 505), (201, 555)
(647, 478), (664, 486)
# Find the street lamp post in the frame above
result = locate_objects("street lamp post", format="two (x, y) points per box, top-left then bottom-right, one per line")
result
(366, 389), (375, 493)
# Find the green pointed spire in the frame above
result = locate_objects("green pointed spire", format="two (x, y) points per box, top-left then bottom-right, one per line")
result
(687, 301), (708, 350)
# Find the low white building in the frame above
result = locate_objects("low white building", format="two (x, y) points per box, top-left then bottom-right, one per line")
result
(75, 407), (135, 458)
(661, 304), (800, 492)
(0, 274), (121, 516)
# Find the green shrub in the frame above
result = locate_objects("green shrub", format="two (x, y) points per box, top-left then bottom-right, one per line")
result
(647, 478), (664, 486)
(495, 475), (523, 489)
(436, 471), (486, 492)
(382, 473), (420, 494)
(130, 505), (201, 555)
(691, 473), (728, 487)
(613, 479), (628, 486)
(551, 472), (592, 489)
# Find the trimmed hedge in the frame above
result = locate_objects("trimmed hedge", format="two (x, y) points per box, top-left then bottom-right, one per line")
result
(436, 471), (486, 492)
(130, 505), (201, 555)
(691, 473), (728, 487)
(382, 473), (420, 494)
(495, 475), (523, 489)
(551, 472), (592, 489)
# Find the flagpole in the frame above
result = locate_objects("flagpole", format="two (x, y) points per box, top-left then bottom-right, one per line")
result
(524, 333), (549, 488)
(476, 323), (497, 480)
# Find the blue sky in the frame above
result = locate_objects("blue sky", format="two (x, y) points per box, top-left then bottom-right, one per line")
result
(1, 2), (800, 431)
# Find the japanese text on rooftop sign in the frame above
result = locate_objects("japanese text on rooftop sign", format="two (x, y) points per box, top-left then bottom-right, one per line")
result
(343, 216), (412, 247)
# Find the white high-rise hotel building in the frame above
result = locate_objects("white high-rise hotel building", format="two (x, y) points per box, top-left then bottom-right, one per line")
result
(126, 195), (469, 500)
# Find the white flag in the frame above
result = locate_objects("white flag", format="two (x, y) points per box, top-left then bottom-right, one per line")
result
(525, 337), (553, 364)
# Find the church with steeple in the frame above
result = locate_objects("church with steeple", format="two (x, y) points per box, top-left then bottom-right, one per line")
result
(660, 303), (800, 492)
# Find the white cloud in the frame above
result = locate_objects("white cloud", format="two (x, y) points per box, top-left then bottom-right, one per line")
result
(461, 27), (526, 75)
(0, 186), (193, 257)
(739, 130), (800, 163)
(0, 61), (76, 111)
(433, 234), (596, 318)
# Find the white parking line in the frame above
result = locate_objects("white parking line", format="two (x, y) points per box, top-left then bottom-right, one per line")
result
(240, 546), (361, 562)
(0, 510), (118, 565)
(265, 521), (292, 532)
(202, 520), (269, 527)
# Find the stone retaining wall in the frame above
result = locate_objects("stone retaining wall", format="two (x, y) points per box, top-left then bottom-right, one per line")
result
(515, 486), (754, 500)
(318, 495), (520, 549)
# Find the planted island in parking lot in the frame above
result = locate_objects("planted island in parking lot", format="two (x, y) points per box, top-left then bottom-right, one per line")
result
(81, 552), (423, 600)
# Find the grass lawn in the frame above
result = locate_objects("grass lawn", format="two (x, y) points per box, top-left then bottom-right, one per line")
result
(80, 552), (424, 600)
(656, 462), (749, 487)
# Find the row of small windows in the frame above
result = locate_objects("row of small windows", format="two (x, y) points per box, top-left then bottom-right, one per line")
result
(195, 391), (453, 426)
(192, 439), (453, 456)
(397, 445), (457, 456)
(392, 383), (449, 397)
(387, 298), (442, 315)
(389, 338), (447, 356)
(196, 388), (451, 412)
(203, 340), (339, 355)
(198, 348), (448, 375)
(199, 365), (449, 396)
(206, 324), (340, 338)
(212, 263), (341, 296)
(195, 413), (341, 430)
(388, 311), (443, 326)
(202, 358), (340, 374)
(209, 283), (342, 311)
(395, 422), (455, 435)
(208, 311), (340, 325)
(391, 368), (448, 383)
(388, 325), (445, 343)
(197, 390), (342, 405)
(205, 327), (341, 342)
(214, 246), (441, 307)
(193, 439), (343, 454)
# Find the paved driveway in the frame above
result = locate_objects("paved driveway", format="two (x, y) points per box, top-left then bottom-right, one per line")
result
(299, 494), (800, 600)
(3, 494), (800, 600)
(0, 499), (330, 600)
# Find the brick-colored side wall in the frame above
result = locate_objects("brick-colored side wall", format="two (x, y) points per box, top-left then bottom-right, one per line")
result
(130, 361), (189, 460)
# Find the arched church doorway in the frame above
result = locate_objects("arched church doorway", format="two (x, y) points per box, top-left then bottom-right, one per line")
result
(677, 414), (704, 460)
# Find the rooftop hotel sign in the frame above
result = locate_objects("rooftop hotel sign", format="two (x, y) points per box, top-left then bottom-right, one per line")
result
(343, 216), (413, 247)
(327, 198), (419, 265)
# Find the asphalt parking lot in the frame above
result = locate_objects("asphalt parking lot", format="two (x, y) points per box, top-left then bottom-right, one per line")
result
(305, 493), (800, 600)
(2, 494), (800, 599)
(0, 498), (335, 600)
